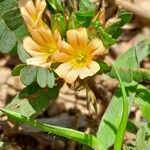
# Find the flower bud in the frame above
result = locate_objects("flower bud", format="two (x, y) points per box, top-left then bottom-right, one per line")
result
(86, 87), (97, 113)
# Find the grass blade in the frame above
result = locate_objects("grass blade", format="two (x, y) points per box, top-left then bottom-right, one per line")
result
(1, 108), (99, 150)
(113, 64), (128, 150)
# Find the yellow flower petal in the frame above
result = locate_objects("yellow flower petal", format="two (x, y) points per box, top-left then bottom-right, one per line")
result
(64, 69), (78, 84)
(25, 1), (36, 17)
(67, 28), (88, 49)
(23, 37), (45, 56)
(30, 29), (47, 46)
(88, 38), (105, 53)
(54, 28), (104, 83)
(60, 41), (73, 55)
(37, 27), (52, 42)
(18, 0), (46, 31)
(54, 30), (61, 45)
(55, 62), (72, 79)
(54, 52), (70, 62)
(18, 0), (31, 16)
(20, 16), (33, 31)
(35, 0), (46, 14)
(26, 55), (47, 67)
(19, 0), (36, 16)
(23, 28), (62, 68)
(91, 48), (108, 57)
(78, 66), (93, 79)
(88, 61), (100, 74)
(88, 38), (108, 57)
(76, 28), (88, 49)
(31, 27), (53, 46)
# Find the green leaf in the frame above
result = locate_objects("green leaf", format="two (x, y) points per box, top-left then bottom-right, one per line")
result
(12, 64), (26, 76)
(75, 0), (97, 27)
(111, 40), (150, 68)
(126, 120), (137, 133)
(37, 67), (48, 88)
(109, 40), (150, 82)
(47, 0), (64, 12)
(0, 0), (27, 54)
(135, 85), (150, 122)
(0, 0), (27, 38)
(91, 21), (116, 48)
(68, 13), (78, 29)
(17, 42), (31, 63)
(123, 145), (135, 150)
(20, 66), (37, 86)
(4, 83), (59, 117)
(75, 15), (92, 27)
(98, 26), (116, 48)
(47, 86), (60, 100)
(78, 0), (97, 14)
(36, 67), (56, 88)
(0, 0), (17, 15)
(136, 127), (145, 150)
(47, 71), (55, 88)
(0, 18), (7, 36)
(14, 24), (27, 40)
(133, 121), (150, 136)
(0, 21), (16, 53)
(96, 60), (111, 74)
(146, 138), (150, 150)
(1, 7), (23, 31)
(52, 13), (67, 37)
(118, 10), (133, 27)
(110, 68), (150, 83)
(106, 10), (133, 39)
(97, 81), (137, 150)
(2, 109), (100, 150)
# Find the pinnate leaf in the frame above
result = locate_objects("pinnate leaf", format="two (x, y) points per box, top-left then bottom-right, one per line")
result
(20, 66), (37, 86)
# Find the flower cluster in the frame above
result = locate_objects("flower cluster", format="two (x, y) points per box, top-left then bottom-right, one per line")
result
(19, 0), (107, 84)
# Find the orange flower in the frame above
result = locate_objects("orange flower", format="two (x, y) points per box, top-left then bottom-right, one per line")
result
(55, 28), (107, 83)
(23, 27), (61, 68)
(18, 0), (46, 31)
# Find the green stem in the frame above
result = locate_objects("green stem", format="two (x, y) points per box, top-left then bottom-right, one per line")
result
(113, 65), (128, 150)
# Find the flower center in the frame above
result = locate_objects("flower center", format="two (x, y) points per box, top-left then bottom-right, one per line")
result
(75, 51), (86, 63)
(45, 44), (57, 63)
(49, 44), (57, 54)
